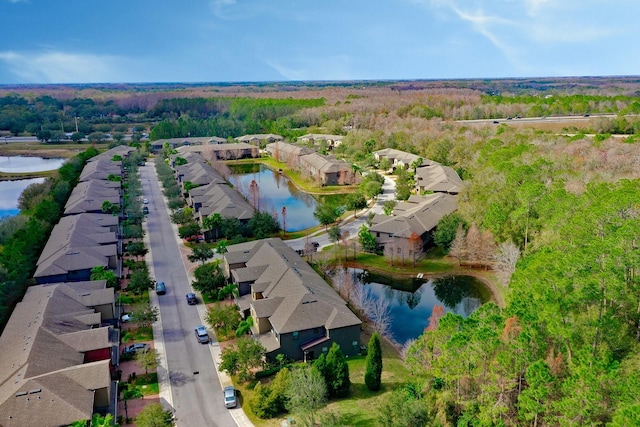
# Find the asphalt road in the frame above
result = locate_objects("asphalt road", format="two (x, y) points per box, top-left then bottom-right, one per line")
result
(140, 164), (235, 427)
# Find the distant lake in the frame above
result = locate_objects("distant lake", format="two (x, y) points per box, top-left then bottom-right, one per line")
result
(347, 269), (491, 345)
(0, 156), (65, 173)
(229, 164), (346, 232)
(0, 178), (45, 218)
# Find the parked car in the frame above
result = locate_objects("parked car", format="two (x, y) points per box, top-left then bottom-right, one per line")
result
(123, 343), (150, 356)
(195, 325), (210, 344)
(142, 198), (149, 204)
(223, 386), (237, 408)
(186, 293), (197, 305)
(121, 313), (133, 323)
(156, 281), (166, 295)
(142, 206), (149, 215)
(185, 234), (204, 242)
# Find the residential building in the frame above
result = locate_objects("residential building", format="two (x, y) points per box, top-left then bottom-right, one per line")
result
(34, 213), (119, 284)
(223, 238), (361, 362)
(373, 148), (433, 170)
(415, 164), (463, 194)
(177, 142), (259, 160)
(0, 280), (116, 427)
(369, 193), (458, 253)
(297, 133), (344, 149)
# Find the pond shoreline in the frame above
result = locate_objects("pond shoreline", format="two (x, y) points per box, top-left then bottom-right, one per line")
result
(340, 259), (505, 308)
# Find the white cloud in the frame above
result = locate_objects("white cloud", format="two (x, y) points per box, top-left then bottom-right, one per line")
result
(208, 0), (239, 20)
(265, 55), (354, 81)
(0, 50), (137, 83)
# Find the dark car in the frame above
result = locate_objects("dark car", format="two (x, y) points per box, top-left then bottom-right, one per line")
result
(156, 281), (166, 295)
(186, 293), (197, 305)
(142, 206), (149, 215)
(223, 386), (237, 408)
(122, 343), (150, 356)
(195, 325), (210, 344)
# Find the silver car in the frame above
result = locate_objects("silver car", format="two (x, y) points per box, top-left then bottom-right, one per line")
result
(223, 386), (237, 408)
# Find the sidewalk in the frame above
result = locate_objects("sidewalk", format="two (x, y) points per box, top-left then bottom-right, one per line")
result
(144, 164), (254, 427)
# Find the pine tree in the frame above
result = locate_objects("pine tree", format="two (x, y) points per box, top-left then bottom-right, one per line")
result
(325, 343), (351, 397)
(365, 332), (383, 391)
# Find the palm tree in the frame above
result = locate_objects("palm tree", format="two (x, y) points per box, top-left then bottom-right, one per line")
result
(203, 213), (222, 240)
(218, 282), (238, 301)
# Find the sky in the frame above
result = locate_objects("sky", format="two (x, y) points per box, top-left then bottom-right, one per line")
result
(0, 0), (638, 84)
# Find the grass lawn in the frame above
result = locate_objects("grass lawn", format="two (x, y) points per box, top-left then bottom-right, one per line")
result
(122, 326), (154, 343)
(134, 373), (160, 396)
(236, 337), (413, 427)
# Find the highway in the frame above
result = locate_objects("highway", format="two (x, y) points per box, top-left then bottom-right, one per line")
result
(140, 163), (235, 427)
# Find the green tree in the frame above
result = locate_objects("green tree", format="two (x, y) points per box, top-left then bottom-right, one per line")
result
(121, 384), (143, 422)
(394, 168), (412, 201)
(101, 200), (118, 214)
(365, 332), (383, 391)
(127, 269), (155, 294)
(135, 348), (159, 375)
(135, 403), (174, 427)
(518, 360), (553, 426)
(178, 222), (201, 239)
(358, 224), (377, 253)
(378, 385), (431, 427)
(317, 342), (351, 398)
(250, 367), (291, 419)
(90, 265), (118, 288)
(248, 211), (280, 238)
(434, 213), (468, 249)
(126, 241), (148, 260)
(192, 261), (226, 298)
(130, 303), (159, 329)
(313, 203), (341, 230)
(379, 157), (391, 172)
(90, 413), (116, 427)
(328, 224), (342, 260)
(202, 212), (222, 239)
(188, 245), (214, 265)
(382, 200), (396, 216)
(286, 365), (327, 425)
(205, 302), (241, 338)
(346, 191), (367, 218)
(219, 336), (266, 381)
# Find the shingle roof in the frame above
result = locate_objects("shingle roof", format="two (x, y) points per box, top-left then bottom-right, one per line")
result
(0, 281), (113, 427)
(191, 182), (255, 221)
(370, 193), (458, 237)
(79, 158), (122, 182)
(64, 180), (120, 215)
(34, 214), (117, 280)
(235, 134), (283, 142)
(225, 239), (360, 335)
(415, 164), (463, 193)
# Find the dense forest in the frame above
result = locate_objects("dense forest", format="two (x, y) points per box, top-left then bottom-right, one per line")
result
(1, 78), (640, 425)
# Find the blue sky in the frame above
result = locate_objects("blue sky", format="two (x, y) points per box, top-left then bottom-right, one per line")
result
(0, 0), (638, 84)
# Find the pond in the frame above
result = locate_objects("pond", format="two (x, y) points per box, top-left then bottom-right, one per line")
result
(0, 156), (65, 173)
(0, 178), (45, 218)
(345, 269), (492, 345)
(228, 164), (345, 232)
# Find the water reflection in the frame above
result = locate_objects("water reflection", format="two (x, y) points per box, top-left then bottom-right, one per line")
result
(349, 269), (489, 345)
(229, 164), (345, 231)
(0, 178), (45, 217)
(0, 156), (65, 173)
